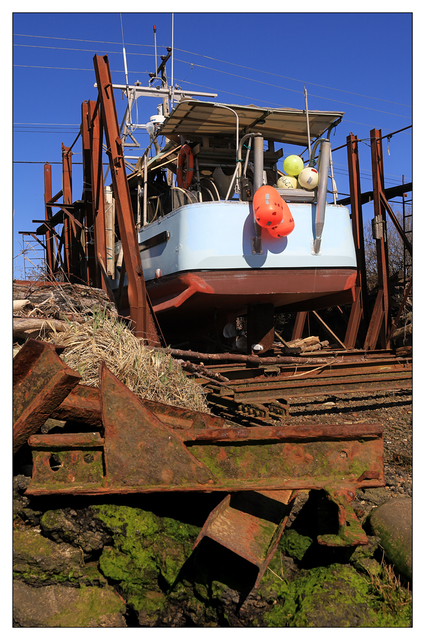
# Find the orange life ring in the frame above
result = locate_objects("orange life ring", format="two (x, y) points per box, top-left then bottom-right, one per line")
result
(176, 144), (194, 190)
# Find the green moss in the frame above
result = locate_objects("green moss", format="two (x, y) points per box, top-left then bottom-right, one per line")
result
(280, 529), (313, 562)
(264, 563), (412, 628)
(13, 528), (106, 586)
(92, 504), (200, 620)
(46, 584), (125, 627)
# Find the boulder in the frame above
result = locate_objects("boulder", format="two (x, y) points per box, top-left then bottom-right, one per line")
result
(13, 581), (126, 627)
(13, 528), (107, 586)
(368, 497), (412, 582)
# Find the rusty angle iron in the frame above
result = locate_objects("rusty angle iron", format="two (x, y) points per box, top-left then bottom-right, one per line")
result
(14, 340), (385, 582)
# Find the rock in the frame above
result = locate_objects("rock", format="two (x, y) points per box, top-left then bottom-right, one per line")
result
(264, 564), (379, 627)
(40, 507), (112, 554)
(13, 581), (126, 627)
(13, 528), (107, 586)
(368, 497), (412, 582)
(357, 487), (388, 505)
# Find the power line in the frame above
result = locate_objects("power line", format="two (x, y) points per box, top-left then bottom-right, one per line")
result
(14, 32), (411, 109)
(13, 33), (154, 49)
(13, 39), (412, 120)
(170, 46), (411, 110)
(173, 60), (411, 119)
(14, 44), (152, 59)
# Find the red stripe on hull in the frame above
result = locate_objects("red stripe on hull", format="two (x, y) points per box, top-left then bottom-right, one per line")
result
(147, 268), (357, 316)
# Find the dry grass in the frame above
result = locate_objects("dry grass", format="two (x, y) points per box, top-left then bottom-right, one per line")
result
(44, 308), (209, 413)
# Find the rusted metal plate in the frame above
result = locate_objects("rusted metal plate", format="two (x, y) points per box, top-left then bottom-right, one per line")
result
(13, 340), (81, 453)
(193, 489), (294, 586)
(99, 363), (216, 490)
(26, 363), (384, 496)
(50, 385), (102, 427)
(51, 382), (228, 431)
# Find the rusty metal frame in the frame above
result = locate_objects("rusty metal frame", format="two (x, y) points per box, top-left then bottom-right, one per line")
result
(364, 129), (391, 350)
(81, 101), (98, 287)
(92, 54), (163, 345)
(24, 358), (385, 496)
(87, 98), (108, 292)
(13, 340), (81, 453)
(291, 311), (307, 341)
(344, 133), (369, 348)
(43, 163), (55, 278)
(61, 144), (73, 279)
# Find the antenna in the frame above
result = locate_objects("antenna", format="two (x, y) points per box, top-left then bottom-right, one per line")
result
(120, 13), (128, 86)
(123, 47), (129, 87)
(171, 14), (175, 108)
(153, 25), (158, 79)
(304, 85), (311, 161)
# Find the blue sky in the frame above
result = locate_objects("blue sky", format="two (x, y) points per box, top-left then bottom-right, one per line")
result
(12, 10), (413, 278)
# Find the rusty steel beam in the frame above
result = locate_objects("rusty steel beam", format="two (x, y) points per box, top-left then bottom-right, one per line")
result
(26, 362), (385, 496)
(380, 192), (412, 255)
(93, 54), (162, 345)
(13, 340), (81, 453)
(88, 99), (107, 291)
(291, 311), (307, 340)
(43, 163), (55, 278)
(345, 134), (368, 348)
(81, 101), (97, 287)
(337, 181), (412, 207)
(61, 144), (73, 279)
(364, 290), (385, 351)
(206, 366), (411, 402)
(369, 129), (391, 350)
(344, 288), (363, 350)
(50, 382), (229, 432)
(193, 490), (294, 587)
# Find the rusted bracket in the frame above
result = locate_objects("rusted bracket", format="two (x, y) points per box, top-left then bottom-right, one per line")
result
(193, 489), (295, 587)
(317, 487), (369, 547)
(13, 340), (81, 453)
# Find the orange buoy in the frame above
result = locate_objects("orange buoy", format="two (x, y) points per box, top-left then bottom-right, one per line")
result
(268, 210), (295, 238)
(253, 185), (284, 228)
(177, 144), (194, 189)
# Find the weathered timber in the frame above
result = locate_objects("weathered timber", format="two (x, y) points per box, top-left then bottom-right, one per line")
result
(166, 348), (330, 366)
(13, 280), (117, 317)
(13, 317), (68, 340)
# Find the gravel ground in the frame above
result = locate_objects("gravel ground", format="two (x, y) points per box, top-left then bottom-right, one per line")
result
(283, 388), (413, 518)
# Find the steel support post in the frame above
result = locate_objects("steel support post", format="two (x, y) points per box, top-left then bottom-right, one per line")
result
(43, 163), (55, 278)
(87, 99), (107, 291)
(61, 144), (72, 279)
(81, 101), (97, 286)
(365, 129), (391, 350)
(93, 54), (162, 345)
(291, 311), (307, 340)
(345, 134), (368, 348)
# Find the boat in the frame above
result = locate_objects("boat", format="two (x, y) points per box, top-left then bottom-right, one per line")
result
(110, 95), (357, 350)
